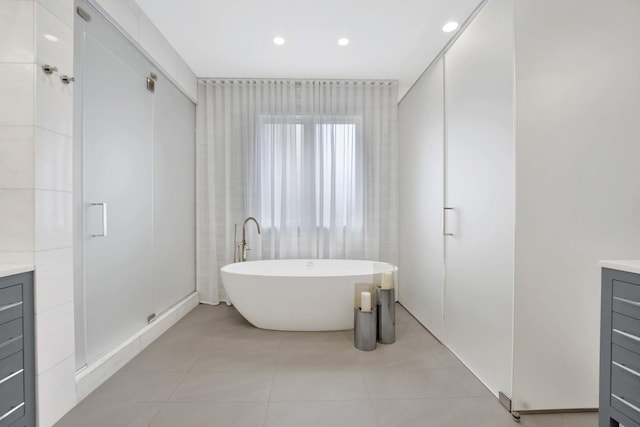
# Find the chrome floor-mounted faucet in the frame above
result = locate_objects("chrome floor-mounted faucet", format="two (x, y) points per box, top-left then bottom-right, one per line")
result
(234, 217), (261, 262)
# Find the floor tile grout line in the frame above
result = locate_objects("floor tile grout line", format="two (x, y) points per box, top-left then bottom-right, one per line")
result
(163, 369), (192, 403)
(161, 342), (207, 404)
(145, 401), (166, 427)
(357, 354), (384, 427)
(263, 331), (284, 427)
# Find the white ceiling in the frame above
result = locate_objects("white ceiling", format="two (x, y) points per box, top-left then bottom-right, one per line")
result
(134, 0), (483, 99)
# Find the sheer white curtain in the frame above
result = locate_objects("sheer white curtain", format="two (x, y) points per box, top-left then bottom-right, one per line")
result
(196, 79), (397, 304)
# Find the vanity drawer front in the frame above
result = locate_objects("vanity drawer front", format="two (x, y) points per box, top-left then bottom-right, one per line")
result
(0, 401), (24, 427)
(0, 319), (22, 361)
(0, 285), (22, 325)
(610, 351), (640, 426)
(613, 345), (640, 376)
(614, 281), (640, 320)
(0, 369), (24, 426)
(0, 351), (22, 386)
(613, 313), (640, 355)
(611, 344), (640, 422)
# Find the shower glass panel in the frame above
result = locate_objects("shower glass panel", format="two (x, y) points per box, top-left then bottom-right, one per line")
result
(80, 6), (154, 366)
(152, 72), (196, 315)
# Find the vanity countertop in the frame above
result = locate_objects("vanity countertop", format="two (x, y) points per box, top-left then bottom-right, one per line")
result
(0, 264), (35, 279)
(600, 260), (640, 276)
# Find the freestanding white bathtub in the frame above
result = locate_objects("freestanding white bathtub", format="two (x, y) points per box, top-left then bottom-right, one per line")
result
(220, 259), (397, 331)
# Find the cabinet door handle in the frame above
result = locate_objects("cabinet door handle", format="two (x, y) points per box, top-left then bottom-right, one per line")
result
(0, 402), (25, 422)
(0, 301), (22, 313)
(92, 202), (108, 237)
(614, 296), (640, 307)
(613, 361), (640, 378)
(612, 393), (640, 414)
(613, 328), (640, 343)
(443, 207), (454, 236)
(0, 335), (22, 350)
(0, 368), (23, 385)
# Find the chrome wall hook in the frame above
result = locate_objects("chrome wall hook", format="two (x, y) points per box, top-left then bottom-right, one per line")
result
(60, 75), (75, 84)
(42, 64), (58, 75)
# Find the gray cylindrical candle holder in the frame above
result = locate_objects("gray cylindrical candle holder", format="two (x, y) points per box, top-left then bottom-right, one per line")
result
(376, 287), (395, 344)
(354, 308), (377, 351)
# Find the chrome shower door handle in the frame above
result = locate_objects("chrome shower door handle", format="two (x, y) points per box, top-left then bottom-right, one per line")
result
(443, 207), (454, 236)
(92, 202), (108, 237)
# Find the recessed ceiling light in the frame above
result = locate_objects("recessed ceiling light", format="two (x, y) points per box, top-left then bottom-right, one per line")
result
(273, 36), (285, 45)
(44, 34), (59, 42)
(442, 22), (459, 33)
(338, 38), (350, 46)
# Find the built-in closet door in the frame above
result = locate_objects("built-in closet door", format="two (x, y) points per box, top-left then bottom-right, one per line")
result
(82, 8), (155, 364)
(398, 59), (445, 340)
(443, 0), (515, 397)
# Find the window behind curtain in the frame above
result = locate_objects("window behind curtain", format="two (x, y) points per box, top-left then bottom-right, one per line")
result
(256, 116), (362, 234)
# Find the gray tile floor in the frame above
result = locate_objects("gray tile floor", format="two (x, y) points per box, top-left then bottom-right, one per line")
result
(56, 304), (597, 427)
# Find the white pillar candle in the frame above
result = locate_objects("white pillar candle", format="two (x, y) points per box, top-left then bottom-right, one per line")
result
(361, 291), (372, 312)
(381, 271), (394, 290)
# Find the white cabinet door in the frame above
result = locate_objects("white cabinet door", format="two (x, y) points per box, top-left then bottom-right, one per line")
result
(82, 11), (154, 364)
(398, 59), (445, 340)
(443, 0), (515, 397)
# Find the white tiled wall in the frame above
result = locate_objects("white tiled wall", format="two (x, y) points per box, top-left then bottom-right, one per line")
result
(0, 0), (36, 264)
(34, 247), (74, 313)
(36, 4), (73, 69)
(0, 127), (34, 189)
(0, 1), (34, 63)
(0, 0), (77, 424)
(34, 127), (72, 192)
(0, 63), (35, 126)
(0, 0), (197, 425)
(0, 190), (35, 253)
(34, 190), (73, 251)
(35, 355), (77, 426)
(33, 1), (77, 426)
(35, 301), (75, 374)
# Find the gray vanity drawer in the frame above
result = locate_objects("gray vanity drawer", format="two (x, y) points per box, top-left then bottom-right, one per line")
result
(0, 285), (22, 325)
(0, 401), (24, 427)
(0, 369), (24, 426)
(613, 358), (640, 396)
(613, 313), (640, 355)
(0, 351), (22, 385)
(611, 341), (640, 424)
(614, 281), (640, 320)
(613, 345), (640, 376)
(0, 319), (22, 361)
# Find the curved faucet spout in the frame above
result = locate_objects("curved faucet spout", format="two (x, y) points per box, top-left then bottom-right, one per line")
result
(243, 216), (261, 235)
(240, 217), (261, 262)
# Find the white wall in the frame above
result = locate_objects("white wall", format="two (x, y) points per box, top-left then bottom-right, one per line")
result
(0, 1), (37, 266)
(399, 0), (640, 410)
(398, 59), (445, 340)
(0, 0), (197, 425)
(0, 2), (77, 425)
(511, 0), (640, 411)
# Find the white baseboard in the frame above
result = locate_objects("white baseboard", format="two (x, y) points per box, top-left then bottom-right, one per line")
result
(75, 291), (199, 402)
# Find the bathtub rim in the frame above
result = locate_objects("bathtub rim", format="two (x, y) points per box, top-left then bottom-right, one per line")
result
(220, 258), (397, 278)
